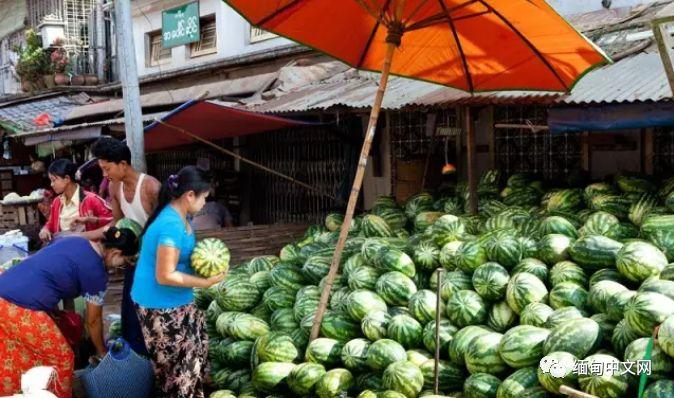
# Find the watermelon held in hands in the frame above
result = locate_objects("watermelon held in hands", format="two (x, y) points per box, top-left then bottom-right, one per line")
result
(191, 238), (230, 277)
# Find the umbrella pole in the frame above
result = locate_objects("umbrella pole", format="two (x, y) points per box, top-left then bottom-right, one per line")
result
(466, 107), (478, 214)
(310, 40), (399, 341)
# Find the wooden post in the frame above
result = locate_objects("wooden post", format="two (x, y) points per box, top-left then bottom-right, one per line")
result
(465, 107), (478, 214)
(422, 113), (439, 190)
(643, 128), (654, 175)
(310, 0), (406, 342)
(653, 17), (674, 97)
(433, 268), (444, 395)
(486, 106), (496, 169)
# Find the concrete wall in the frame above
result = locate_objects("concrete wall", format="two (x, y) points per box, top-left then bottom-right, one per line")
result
(131, 0), (294, 77)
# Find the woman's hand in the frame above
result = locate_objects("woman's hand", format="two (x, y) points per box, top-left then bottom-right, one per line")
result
(39, 228), (52, 242)
(205, 272), (226, 287)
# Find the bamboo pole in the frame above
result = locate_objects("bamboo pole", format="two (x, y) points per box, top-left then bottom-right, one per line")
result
(154, 120), (338, 202)
(465, 107), (478, 214)
(310, 0), (406, 341)
(433, 268), (444, 395)
(559, 386), (598, 398)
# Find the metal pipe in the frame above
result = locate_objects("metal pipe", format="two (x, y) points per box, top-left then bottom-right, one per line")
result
(96, 0), (106, 81)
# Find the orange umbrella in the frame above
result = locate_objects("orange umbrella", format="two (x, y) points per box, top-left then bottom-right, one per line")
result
(222, 0), (608, 345)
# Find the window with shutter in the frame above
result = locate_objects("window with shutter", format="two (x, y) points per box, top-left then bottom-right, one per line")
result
(148, 31), (171, 67)
(191, 16), (217, 57)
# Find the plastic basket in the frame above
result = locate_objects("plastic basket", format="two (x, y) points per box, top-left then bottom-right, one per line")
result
(76, 338), (154, 398)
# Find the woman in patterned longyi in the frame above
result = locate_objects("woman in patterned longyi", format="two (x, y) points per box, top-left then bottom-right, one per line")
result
(132, 166), (226, 398)
(0, 228), (139, 398)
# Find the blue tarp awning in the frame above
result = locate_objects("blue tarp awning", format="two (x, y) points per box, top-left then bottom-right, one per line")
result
(548, 102), (674, 133)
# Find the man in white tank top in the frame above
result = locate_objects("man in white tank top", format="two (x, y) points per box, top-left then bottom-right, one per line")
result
(90, 137), (161, 356)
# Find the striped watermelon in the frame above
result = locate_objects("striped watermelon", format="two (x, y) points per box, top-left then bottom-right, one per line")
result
(549, 282), (589, 312)
(420, 359), (464, 391)
(588, 280), (628, 314)
(346, 290), (387, 321)
(374, 208), (407, 231)
(616, 174), (656, 194)
(448, 325), (492, 366)
(387, 314), (423, 349)
(302, 255), (332, 284)
(549, 261), (587, 287)
(640, 278), (674, 301)
(585, 182), (616, 200)
(221, 340), (254, 366)
(589, 268), (626, 287)
(355, 373), (382, 392)
(499, 325), (550, 368)
(511, 258), (548, 284)
(431, 214), (467, 246)
(375, 248), (416, 277)
(247, 255), (280, 273)
(543, 318), (601, 358)
(643, 380), (674, 398)
(347, 266), (381, 291)
(365, 339), (407, 371)
(405, 193), (435, 220)
(472, 262), (510, 302)
(191, 238), (230, 278)
(251, 302), (272, 322)
(320, 311), (361, 343)
(382, 361), (424, 398)
(506, 273), (549, 315)
(569, 235), (623, 270)
(361, 214), (396, 238)
(414, 211), (443, 233)
(439, 240), (463, 270)
(616, 241), (668, 282)
(647, 230), (674, 262)
(581, 211), (619, 236)
(611, 319), (639, 361)
(439, 270), (473, 301)
(280, 243), (302, 265)
(590, 313), (617, 343)
(422, 319), (457, 354)
(316, 368), (354, 398)
(464, 373), (502, 398)
(546, 189), (583, 212)
(446, 290), (488, 328)
(624, 338), (674, 380)
(406, 349), (432, 367)
(263, 286), (296, 312)
(496, 367), (539, 398)
(519, 302), (554, 328)
(540, 216), (578, 238)
(606, 289), (636, 323)
(328, 287), (351, 313)
(408, 290), (442, 324)
(537, 234), (572, 265)
(361, 310), (390, 341)
(487, 301), (517, 332)
(254, 332), (298, 364)
(325, 213), (345, 232)
(287, 362), (326, 396)
(341, 338), (370, 370)
(578, 354), (628, 398)
(270, 308), (298, 333)
(269, 263), (306, 291)
(306, 338), (344, 367)
(344, 253), (366, 275)
(465, 332), (507, 375)
(216, 281), (260, 311)
(659, 315), (674, 358)
(537, 351), (578, 394)
(661, 264), (674, 281)
(221, 313), (269, 341)
(546, 307), (585, 329)
(413, 241), (440, 272)
(625, 292), (674, 336)
(589, 194), (630, 218)
(294, 287), (319, 322)
(209, 390), (236, 398)
(251, 362), (296, 393)
(249, 271), (272, 293)
(641, 215), (674, 239)
(376, 271), (418, 306)
(456, 240), (489, 274)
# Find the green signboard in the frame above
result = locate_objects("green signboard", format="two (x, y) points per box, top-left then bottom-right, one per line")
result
(162, 2), (200, 48)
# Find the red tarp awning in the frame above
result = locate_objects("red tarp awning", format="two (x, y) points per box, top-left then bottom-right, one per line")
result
(143, 100), (314, 151)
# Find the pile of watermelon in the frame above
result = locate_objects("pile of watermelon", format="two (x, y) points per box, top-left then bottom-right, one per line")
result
(195, 171), (674, 398)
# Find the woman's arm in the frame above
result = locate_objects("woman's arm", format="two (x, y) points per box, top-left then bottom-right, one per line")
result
(155, 245), (224, 288)
(85, 302), (106, 357)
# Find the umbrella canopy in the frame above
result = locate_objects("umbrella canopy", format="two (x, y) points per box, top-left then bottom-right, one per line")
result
(224, 0), (609, 92)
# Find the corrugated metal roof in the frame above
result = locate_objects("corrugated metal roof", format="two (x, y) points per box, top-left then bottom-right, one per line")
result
(246, 51), (672, 113)
(0, 93), (91, 132)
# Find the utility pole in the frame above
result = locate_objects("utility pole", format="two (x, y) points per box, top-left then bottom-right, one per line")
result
(114, 0), (146, 171)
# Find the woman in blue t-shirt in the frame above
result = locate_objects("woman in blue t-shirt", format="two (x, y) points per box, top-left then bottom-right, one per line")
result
(132, 166), (225, 398)
(0, 228), (139, 398)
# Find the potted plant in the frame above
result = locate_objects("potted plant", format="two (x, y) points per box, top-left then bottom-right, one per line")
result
(50, 38), (69, 86)
(14, 30), (49, 92)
